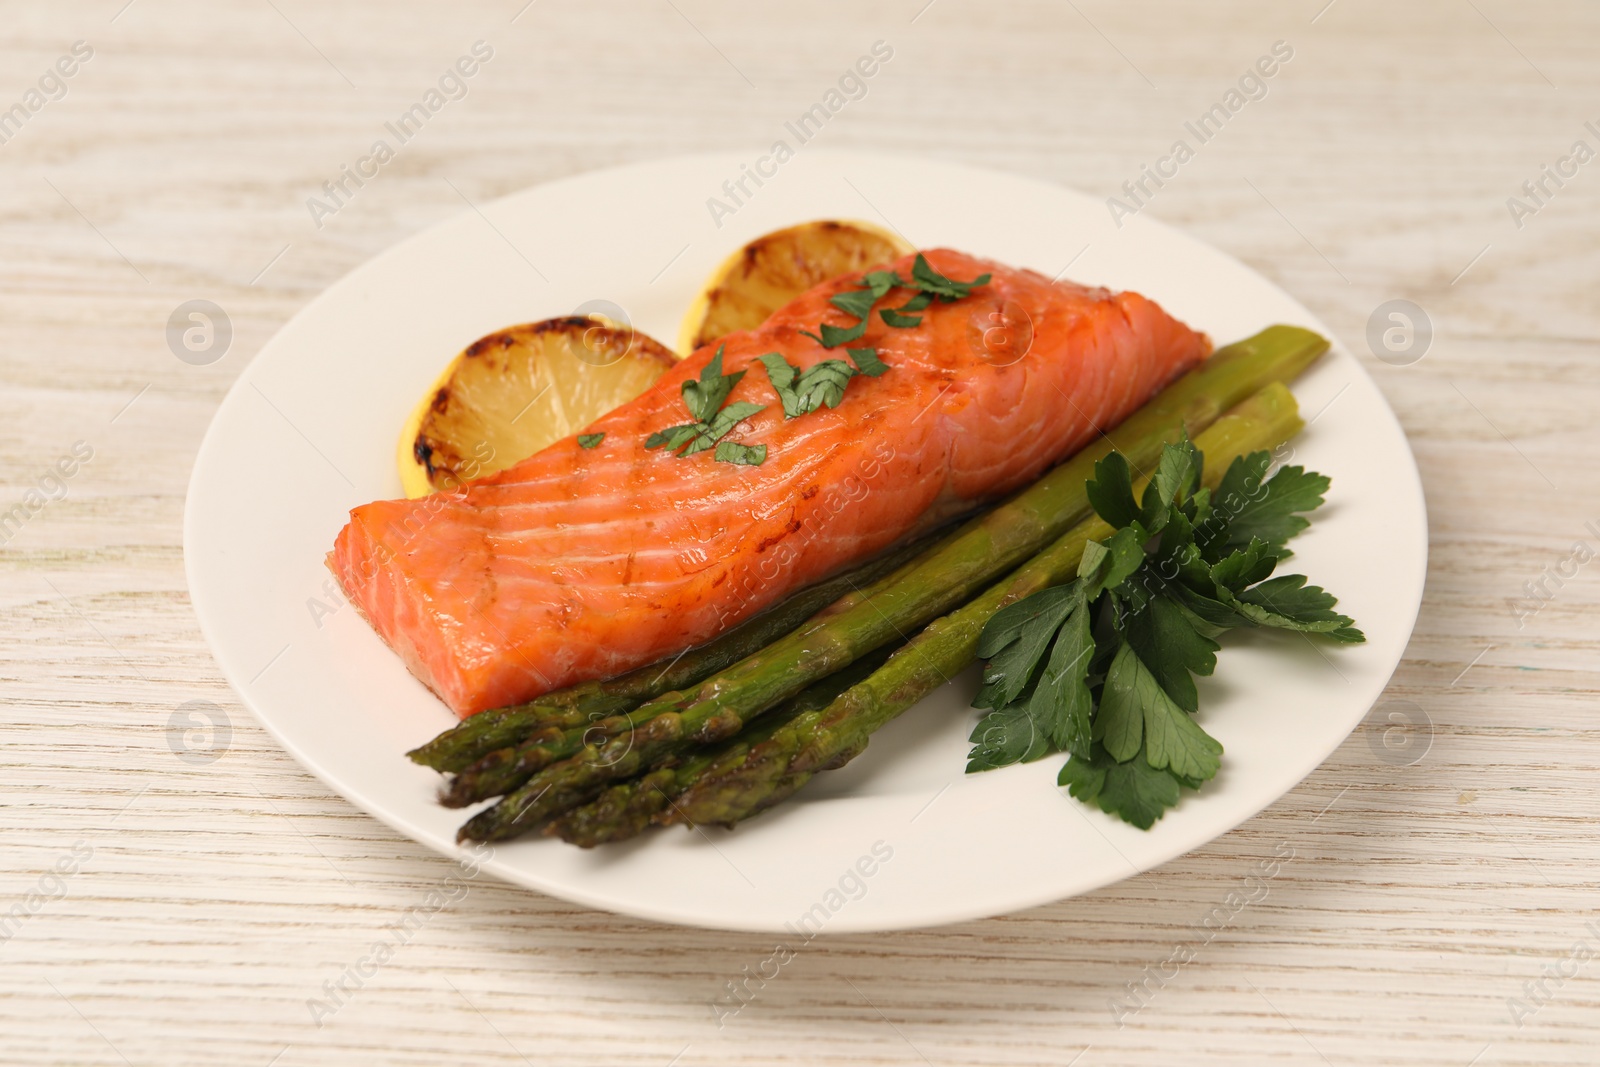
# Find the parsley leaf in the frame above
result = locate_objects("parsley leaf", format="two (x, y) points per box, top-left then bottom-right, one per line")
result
(576, 433), (605, 449)
(910, 254), (991, 301)
(829, 288), (879, 321)
(680, 346), (744, 423)
(1121, 591), (1218, 714)
(1203, 452), (1330, 558)
(974, 585), (1081, 710)
(969, 589), (1095, 770)
(1097, 642), (1222, 781)
(759, 348), (888, 419)
(759, 355), (856, 417)
(880, 307), (923, 328)
(1167, 584), (1252, 633)
(1095, 643), (1146, 762)
(682, 400), (765, 456)
(799, 320), (869, 350)
(966, 702), (1052, 773)
(714, 441), (767, 466)
(1028, 599), (1096, 753)
(1079, 525), (1147, 598)
(1059, 743), (1186, 830)
(795, 362), (856, 413)
(1209, 538), (1281, 592)
(644, 423), (703, 452)
(646, 345), (767, 462)
(756, 355), (802, 416)
(1140, 436), (1202, 530)
(1228, 464), (1330, 551)
(846, 347), (889, 378)
(858, 270), (904, 301)
(1224, 574), (1364, 642)
(1085, 452), (1140, 529)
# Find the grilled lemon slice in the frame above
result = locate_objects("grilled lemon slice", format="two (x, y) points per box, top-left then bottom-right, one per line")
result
(677, 219), (912, 355)
(398, 317), (676, 497)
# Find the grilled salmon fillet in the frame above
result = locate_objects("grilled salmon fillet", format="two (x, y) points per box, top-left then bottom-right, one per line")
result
(330, 250), (1210, 716)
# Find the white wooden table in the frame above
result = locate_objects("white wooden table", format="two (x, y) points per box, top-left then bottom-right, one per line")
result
(4, 1), (1597, 1063)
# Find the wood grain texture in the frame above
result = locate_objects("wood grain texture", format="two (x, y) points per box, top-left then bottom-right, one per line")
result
(2, 0), (1597, 1063)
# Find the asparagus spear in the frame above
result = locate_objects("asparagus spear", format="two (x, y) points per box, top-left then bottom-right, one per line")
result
(665, 382), (1306, 827)
(446, 569), (922, 820)
(546, 642), (901, 847)
(456, 328), (1327, 842)
(439, 722), (586, 808)
(408, 535), (932, 773)
(436, 542), (938, 808)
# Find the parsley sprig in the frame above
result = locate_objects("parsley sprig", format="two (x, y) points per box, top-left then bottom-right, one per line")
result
(645, 346), (767, 461)
(967, 438), (1362, 829)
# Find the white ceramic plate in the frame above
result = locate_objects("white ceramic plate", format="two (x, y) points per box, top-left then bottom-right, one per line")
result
(185, 152), (1426, 933)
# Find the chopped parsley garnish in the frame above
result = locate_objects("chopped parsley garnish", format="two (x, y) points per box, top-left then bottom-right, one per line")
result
(778, 254), (986, 412)
(757, 355), (854, 417)
(714, 441), (767, 466)
(879, 307), (923, 328)
(643, 423), (700, 452)
(827, 287), (879, 322)
(652, 257), (991, 465)
(911, 253), (991, 301)
(798, 320), (869, 349)
(801, 253), (990, 348)
(645, 346), (767, 463)
(967, 437), (1362, 829)
(846, 346), (889, 377)
(756, 347), (889, 419)
(858, 270), (903, 300)
(576, 433), (605, 449)
(679, 346), (745, 423)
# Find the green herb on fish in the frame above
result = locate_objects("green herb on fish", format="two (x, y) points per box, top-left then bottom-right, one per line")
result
(645, 345), (768, 463)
